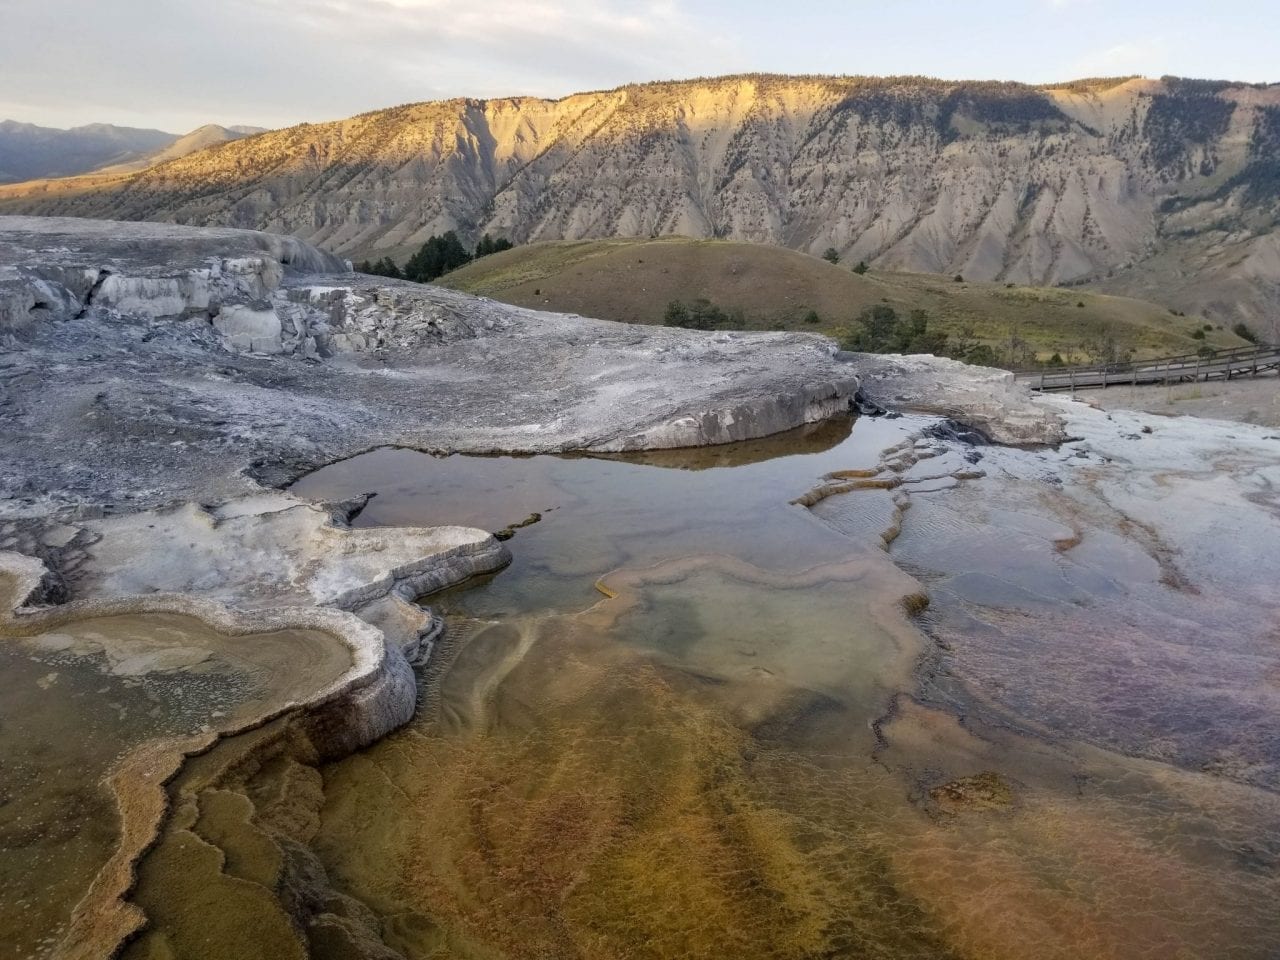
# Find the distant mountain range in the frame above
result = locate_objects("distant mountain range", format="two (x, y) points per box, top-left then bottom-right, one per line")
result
(0, 121), (266, 183)
(1, 75), (1277, 332)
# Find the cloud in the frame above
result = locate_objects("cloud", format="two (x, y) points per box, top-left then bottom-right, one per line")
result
(0, 0), (739, 130)
(228, 0), (737, 98)
(0, 1), (1266, 131)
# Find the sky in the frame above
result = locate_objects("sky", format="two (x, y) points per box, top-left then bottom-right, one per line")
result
(0, 0), (1275, 133)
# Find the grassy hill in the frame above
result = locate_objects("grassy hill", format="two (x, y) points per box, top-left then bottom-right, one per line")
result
(440, 237), (1247, 364)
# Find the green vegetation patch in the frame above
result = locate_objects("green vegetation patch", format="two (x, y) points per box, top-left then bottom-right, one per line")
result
(440, 237), (1250, 367)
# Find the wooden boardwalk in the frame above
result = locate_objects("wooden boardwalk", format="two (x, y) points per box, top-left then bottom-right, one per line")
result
(1016, 344), (1280, 392)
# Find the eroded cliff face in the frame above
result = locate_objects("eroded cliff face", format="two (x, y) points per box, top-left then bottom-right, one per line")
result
(3, 75), (1278, 328)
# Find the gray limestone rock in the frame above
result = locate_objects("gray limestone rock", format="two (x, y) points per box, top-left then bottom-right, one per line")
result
(213, 303), (284, 354)
(0, 216), (894, 521)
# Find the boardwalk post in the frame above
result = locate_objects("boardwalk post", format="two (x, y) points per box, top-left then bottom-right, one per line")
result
(1070, 368), (1076, 398)
(1194, 355), (1200, 384)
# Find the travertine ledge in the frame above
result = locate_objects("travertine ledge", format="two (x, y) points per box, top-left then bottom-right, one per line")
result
(0, 495), (511, 960)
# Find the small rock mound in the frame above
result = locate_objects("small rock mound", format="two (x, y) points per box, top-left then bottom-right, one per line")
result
(928, 771), (1014, 811)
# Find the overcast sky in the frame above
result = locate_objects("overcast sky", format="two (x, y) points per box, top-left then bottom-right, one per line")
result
(1, 0), (1274, 133)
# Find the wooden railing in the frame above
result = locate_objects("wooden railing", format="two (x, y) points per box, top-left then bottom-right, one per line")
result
(1014, 344), (1280, 392)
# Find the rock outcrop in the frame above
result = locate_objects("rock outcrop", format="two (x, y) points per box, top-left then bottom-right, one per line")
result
(3, 75), (1278, 330)
(0, 216), (883, 520)
(850, 352), (1067, 446)
(0, 216), (346, 349)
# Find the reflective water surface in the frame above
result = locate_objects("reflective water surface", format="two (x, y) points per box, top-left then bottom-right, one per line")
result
(290, 416), (1280, 960)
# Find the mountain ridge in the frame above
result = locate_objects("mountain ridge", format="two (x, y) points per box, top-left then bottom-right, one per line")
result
(3, 73), (1278, 331)
(0, 120), (269, 184)
(0, 120), (176, 182)
(89, 124), (269, 175)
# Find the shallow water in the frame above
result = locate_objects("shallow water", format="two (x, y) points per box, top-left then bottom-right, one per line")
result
(0, 609), (352, 960)
(888, 453), (1280, 789)
(295, 416), (908, 619)
(291, 417), (1279, 958)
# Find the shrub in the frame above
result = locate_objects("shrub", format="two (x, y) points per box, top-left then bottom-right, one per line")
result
(842, 305), (950, 356)
(803, 309), (821, 324)
(852, 260), (869, 275)
(663, 300), (690, 327)
(1233, 322), (1259, 343)
(1191, 329), (1206, 340)
(822, 247), (840, 264)
(664, 298), (729, 330)
(953, 274), (964, 283)
(842, 304), (898, 351)
(964, 343), (1001, 367)
(1047, 352), (1065, 366)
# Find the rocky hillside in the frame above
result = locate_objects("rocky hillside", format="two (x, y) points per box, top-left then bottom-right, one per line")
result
(3, 75), (1278, 331)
